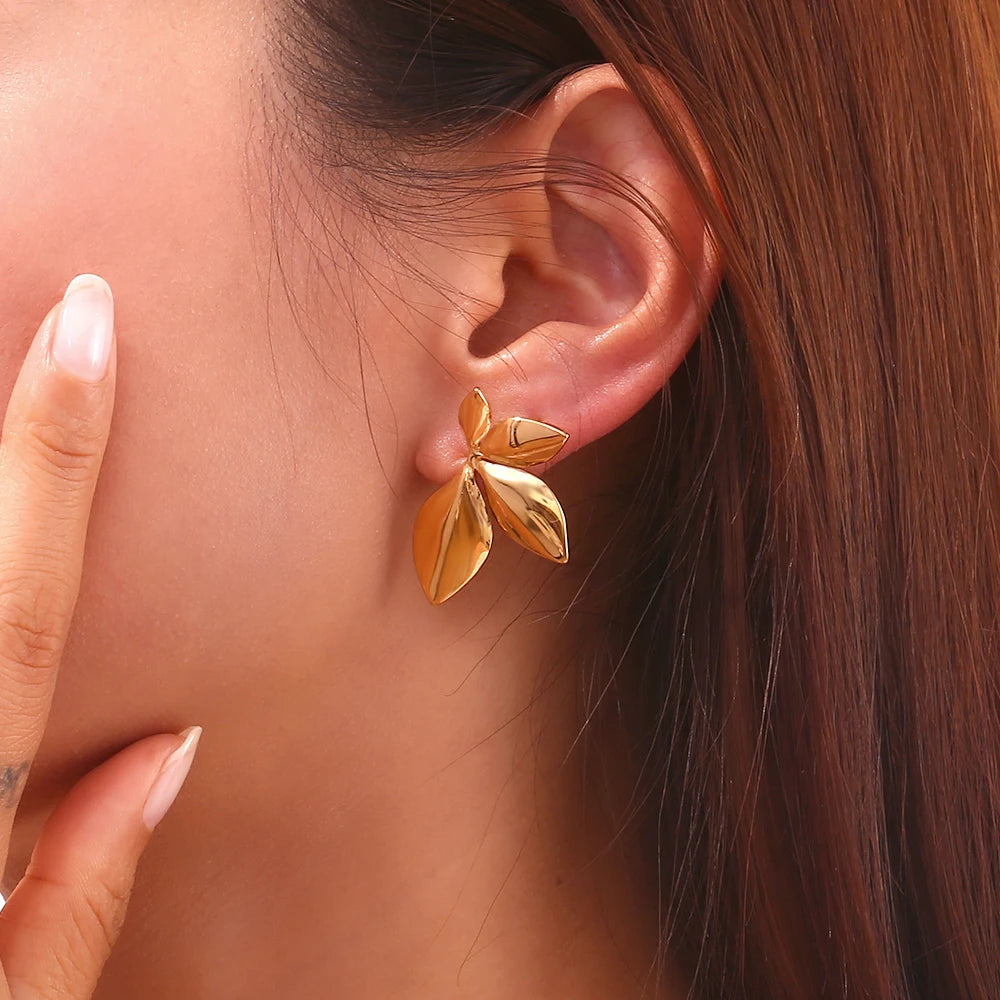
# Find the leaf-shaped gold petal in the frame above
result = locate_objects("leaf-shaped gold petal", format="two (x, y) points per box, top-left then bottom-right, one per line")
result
(478, 417), (569, 469)
(459, 388), (492, 450)
(475, 459), (569, 564)
(413, 465), (493, 605)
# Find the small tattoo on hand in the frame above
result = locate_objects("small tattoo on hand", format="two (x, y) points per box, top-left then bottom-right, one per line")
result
(0, 762), (29, 809)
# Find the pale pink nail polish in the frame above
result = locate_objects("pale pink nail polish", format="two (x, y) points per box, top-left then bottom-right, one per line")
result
(142, 726), (202, 831)
(51, 273), (114, 382)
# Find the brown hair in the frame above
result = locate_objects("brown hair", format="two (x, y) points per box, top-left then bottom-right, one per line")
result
(270, 1), (1000, 996)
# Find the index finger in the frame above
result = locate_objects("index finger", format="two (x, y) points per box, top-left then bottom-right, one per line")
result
(0, 275), (116, 865)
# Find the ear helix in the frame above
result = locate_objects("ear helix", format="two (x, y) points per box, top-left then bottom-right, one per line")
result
(412, 388), (570, 605)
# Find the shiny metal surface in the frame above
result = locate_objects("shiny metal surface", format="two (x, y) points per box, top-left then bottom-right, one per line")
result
(474, 458), (569, 564)
(478, 417), (569, 469)
(459, 387), (491, 449)
(413, 464), (493, 606)
(413, 388), (571, 605)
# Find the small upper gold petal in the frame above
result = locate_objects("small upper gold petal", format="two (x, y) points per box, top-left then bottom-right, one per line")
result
(458, 388), (492, 450)
(478, 417), (569, 469)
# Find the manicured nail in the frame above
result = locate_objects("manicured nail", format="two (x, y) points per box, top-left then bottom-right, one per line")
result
(51, 274), (114, 382)
(142, 726), (202, 831)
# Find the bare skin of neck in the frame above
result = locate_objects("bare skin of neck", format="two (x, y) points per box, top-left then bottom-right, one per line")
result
(10, 608), (679, 997)
(5, 421), (688, 999)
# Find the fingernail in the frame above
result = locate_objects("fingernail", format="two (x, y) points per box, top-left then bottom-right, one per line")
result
(51, 274), (114, 383)
(142, 726), (202, 831)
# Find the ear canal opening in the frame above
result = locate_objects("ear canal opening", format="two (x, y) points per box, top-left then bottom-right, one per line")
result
(467, 181), (646, 361)
(468, 256), (534, 359)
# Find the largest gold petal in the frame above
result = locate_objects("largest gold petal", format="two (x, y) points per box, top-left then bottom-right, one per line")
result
(413, 465), (493, 605)
(475, 459), (569, 564)
(478, 417), (569, 468)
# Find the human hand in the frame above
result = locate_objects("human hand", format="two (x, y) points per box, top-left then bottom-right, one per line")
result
(0, 275), (200, 998)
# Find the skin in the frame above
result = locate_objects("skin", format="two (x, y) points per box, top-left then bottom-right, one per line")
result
(0, 1), (723, 997)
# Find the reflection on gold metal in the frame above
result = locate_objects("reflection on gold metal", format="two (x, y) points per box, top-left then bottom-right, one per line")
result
(478, 418), (569, 469)
(413, 388), (571, 605)
(459, 388), (491, 450)
(413, 465), (493, 606)
(474, 459), (569, 563)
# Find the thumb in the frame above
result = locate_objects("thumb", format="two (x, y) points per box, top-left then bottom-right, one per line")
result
(0, 727), (201, 999)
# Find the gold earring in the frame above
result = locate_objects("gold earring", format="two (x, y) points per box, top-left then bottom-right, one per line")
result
(413, 388), (570, 605)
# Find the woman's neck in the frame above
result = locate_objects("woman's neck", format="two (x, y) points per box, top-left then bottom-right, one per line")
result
(7, 452), (683, 998)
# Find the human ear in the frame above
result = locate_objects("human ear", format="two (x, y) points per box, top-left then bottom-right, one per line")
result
(414, 64), (725, 483)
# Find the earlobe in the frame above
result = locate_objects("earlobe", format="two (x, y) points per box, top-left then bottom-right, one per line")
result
(415, 64), (724, 487)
